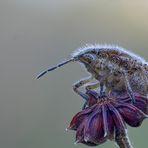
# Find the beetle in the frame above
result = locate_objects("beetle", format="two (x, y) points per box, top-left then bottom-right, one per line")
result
(37, 44), (148, 107)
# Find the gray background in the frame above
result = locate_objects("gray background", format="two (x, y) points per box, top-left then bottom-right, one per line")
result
(0, 0), (148, 148)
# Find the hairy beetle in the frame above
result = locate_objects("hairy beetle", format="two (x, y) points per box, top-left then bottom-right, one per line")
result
(37, 45), (148, 105)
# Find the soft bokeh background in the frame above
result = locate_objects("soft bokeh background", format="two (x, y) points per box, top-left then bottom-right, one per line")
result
(0, 0), (148, 148)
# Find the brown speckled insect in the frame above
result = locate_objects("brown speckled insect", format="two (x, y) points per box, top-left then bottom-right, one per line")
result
(37, 45), (148, 107)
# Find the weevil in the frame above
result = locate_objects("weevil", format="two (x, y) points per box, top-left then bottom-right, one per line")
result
(37, 45), (148, 108)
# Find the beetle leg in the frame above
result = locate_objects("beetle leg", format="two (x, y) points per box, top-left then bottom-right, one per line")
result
(82, 101), (88, 110)
(100, 81), (107, 97)
(85, 82), (100, 91)
(86, 81), (105, 97)
(122, 70), (135, 103)
(140, 67), (148, 94)
(73, 76), (93, 101)
(79, 82), (100, 110)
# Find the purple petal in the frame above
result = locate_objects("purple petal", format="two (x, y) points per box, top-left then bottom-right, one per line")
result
(134, 95), (148, 115)
(75, 118), (98, 146)
(69, 107), (93, 130)
(102, 105), (114, 140)
(115, 102), (148, 127)
(108, 103), (127, 133)
(102, 105), (109, 137)
(81, 141), (98, 146)
(83, 106), (106, 144)
(117, 93), (148, 115)
(75, 118), (85, 142)
(76, 138), (98, 147)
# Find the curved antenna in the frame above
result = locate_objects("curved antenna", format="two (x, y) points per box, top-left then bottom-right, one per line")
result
(37, 58), (74, 79)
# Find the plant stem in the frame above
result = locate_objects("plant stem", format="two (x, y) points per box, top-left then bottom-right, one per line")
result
(115, 130), (133, 148)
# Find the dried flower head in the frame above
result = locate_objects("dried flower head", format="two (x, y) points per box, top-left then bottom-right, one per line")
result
(68, 90), (148, 146)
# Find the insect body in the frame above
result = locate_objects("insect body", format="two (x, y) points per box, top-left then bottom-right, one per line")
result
(37, 45), (148, 106)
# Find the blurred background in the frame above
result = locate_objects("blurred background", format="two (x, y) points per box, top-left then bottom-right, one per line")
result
(0, 0), (148, 148)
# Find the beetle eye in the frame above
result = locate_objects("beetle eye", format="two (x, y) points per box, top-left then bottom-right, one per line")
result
(83, 54), (95, 63)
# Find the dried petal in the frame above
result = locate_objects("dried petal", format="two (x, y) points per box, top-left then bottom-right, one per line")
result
(115, 102), (147, 127)
(75, 118), (98, 146)
(103, 105), (115, 140)
(83, 106), (106, 144)
(69, 107), (93, 130)
(68, 90), (148, 146)
(108, 103), (127, 133)
(134, 94), (148, 115)
(117, 93), (148, 115)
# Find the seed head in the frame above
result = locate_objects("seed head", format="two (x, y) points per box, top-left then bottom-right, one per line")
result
(68, 90), (148, 146)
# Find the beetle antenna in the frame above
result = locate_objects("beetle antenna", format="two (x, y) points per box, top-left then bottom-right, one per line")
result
(37, 58), (74, 79)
